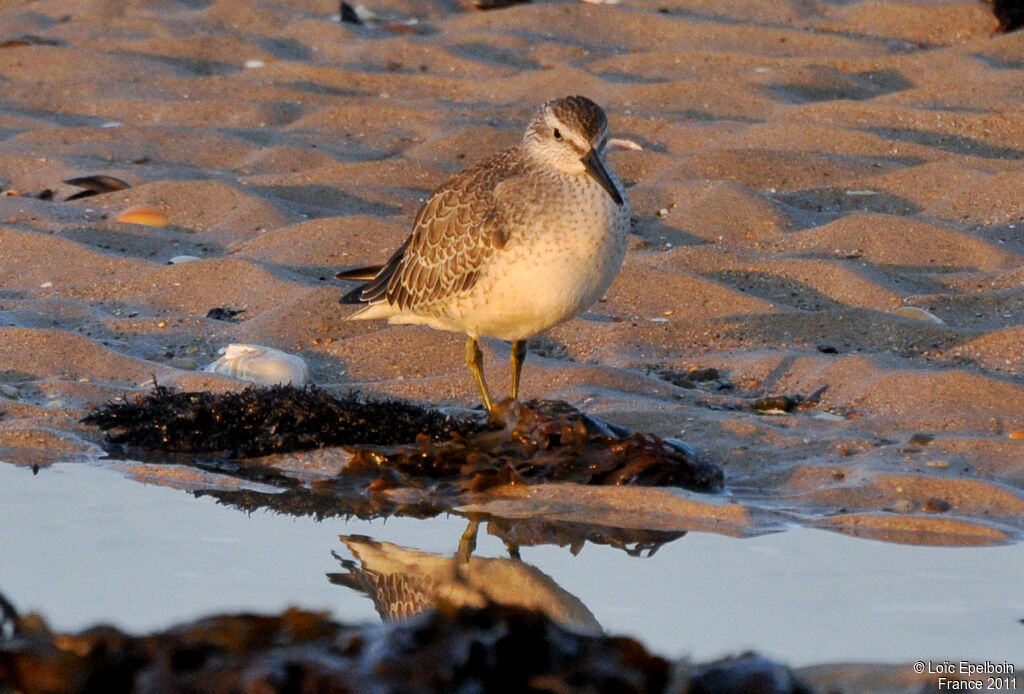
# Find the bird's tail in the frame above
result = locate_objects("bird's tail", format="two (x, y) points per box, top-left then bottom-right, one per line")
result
(337, 265), (382, 304)
(337, 237), (409, 306)
(336, 265), (383, 281)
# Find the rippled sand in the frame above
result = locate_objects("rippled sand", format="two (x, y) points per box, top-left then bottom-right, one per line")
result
(0, 0), (1022, 546)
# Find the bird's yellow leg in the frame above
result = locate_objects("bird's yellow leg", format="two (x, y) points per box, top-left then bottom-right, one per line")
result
(457, 518), (480, 565)
(510, 339), (527, 401)
(466, 336), (496, 416)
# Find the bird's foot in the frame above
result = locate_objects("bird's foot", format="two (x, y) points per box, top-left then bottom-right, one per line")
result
(486, 397), (523, 428)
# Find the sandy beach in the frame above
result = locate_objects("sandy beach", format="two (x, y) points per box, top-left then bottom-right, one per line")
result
(2, 2), (1024, 687)
(1, 1), (1023, 541)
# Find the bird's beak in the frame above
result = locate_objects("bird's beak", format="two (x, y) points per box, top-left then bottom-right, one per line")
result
(582, 148), (624, 207)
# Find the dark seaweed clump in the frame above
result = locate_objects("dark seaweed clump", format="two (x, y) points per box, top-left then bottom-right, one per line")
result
(82, 386), (723, 501)
(0, 591), (813, 694)
(82, 385), (478, 457)
(994, 0), (1024, 32)
(0, 596), (668, 694)
(339, 402), (723, 492)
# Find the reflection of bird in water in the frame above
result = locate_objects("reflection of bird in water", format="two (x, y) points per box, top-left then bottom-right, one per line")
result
(328, 532), (602, 636)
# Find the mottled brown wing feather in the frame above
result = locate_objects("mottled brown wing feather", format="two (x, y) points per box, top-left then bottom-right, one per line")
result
(342, 237), (409, 304)
(381, 147), (524, 311)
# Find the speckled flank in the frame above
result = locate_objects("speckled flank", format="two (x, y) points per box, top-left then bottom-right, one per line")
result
(344, 96), (630, 342)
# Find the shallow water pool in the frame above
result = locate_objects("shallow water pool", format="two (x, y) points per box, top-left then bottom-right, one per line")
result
(1, 460), (1021, 667)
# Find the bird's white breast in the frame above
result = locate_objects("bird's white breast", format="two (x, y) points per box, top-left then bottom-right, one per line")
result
(441, 170), (630, 341)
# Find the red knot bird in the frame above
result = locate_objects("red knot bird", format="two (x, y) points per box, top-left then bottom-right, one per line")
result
(338, 96), (631, 419)
(329, 533), (601, 634)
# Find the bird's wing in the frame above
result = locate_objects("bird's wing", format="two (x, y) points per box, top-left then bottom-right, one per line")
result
(359, 148), (523, 311)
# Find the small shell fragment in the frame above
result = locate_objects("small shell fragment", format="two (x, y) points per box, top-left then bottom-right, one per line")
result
(205, 344), (311, 386)
(346, 3), (378, 23)
(472, 0), (529, 8)
(64, 174), (132, 201)
(607, 137), (642, 151)
(117, 205), (168, 227)
(168, 255), (201, 264)
(891, 305), (945, 325)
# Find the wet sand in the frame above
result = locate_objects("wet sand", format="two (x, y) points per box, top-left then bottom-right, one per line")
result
(1, 0), (1022, 551)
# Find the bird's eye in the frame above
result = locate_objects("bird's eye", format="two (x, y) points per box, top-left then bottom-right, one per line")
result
(553, 128), (562, 141)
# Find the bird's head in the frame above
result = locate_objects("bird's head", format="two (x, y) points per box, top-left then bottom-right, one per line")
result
(522, 95), (624, 206)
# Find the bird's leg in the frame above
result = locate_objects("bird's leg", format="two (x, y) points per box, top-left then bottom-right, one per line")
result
(466, 336), (496, 416)
(509, 339), (527, 401)
(457, 518), (480, 565)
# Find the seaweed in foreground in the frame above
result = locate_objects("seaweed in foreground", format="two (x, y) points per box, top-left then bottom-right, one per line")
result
(83, 386), (723, 502)
(0, 592), (815, 694)
(343, 399), (723, 492)
(994, 0), (1024, 32)
(198, 417), (721, 520)
(82, 385), (477, 456)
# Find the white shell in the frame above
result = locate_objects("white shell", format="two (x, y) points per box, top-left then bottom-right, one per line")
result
(205, 344), (311, 386)
(607, 137), (642, 151)
(892, 306), (946, 325)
